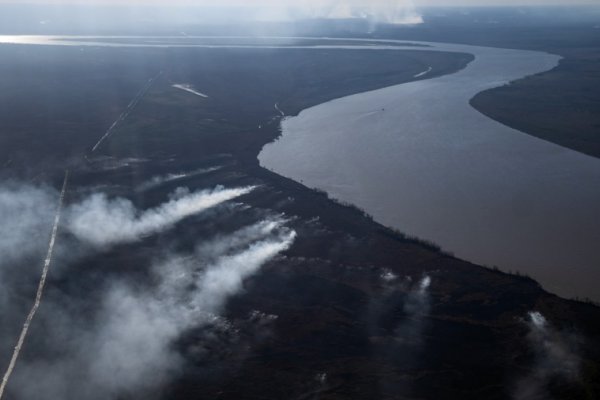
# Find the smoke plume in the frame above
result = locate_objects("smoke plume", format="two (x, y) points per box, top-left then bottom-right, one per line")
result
(0, 184), (58, 336)
(513, 311), (581, 400)
(371, 274), (432, 343)
(66, 185), (255, 247)
(395, 275), (431, 344)
(0, 184), (57, 266)
(254, 0), (423, 25)
(7, 218), (296, 400)
(135, 167), (221, 192)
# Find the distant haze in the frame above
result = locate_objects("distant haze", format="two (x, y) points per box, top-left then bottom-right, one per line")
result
(0, 0), (597, 34)
(0, 0), (597, 5)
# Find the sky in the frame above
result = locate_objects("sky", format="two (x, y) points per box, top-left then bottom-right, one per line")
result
(0, 0), (597, 5)
(0, 0), (597, 32)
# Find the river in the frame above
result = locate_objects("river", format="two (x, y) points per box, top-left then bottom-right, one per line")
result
(1, 35), (598, 301)
(259, 41), (600, 302)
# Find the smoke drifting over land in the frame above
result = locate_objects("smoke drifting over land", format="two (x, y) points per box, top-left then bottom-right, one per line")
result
(369, 274), (432, 396)
(0, 173), (68, 400)
(0, 1), (423, 35)
(0, 176), (296, 399)
(67, 185), (255, 247)
(136, 167), (221, 192)
(371, 274), (432, 342)
(513, 311), (581, 400)
(0, 185), (56, 266)
(0, 184), (58, 328)
(253, 0), (423, 25)
(6, 215), (295, 400)
(395, 275), (432, 345)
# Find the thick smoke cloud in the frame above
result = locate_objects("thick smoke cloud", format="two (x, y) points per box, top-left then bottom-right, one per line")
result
(0, 178), (78, 400)
(0, 184), (60, 335)
(106, 0), (424, 25)
(0, 185), (56, 266)
(8, 218), (296, 400)
(0, 178), (293, 399)
(272, 0), (423, 24)
(513, 311), (581, 400)
(67, 185), (255, 247)
(69, 1), (424, 25)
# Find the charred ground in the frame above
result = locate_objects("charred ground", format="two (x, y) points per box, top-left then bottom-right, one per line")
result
(0, 41), (598, 400)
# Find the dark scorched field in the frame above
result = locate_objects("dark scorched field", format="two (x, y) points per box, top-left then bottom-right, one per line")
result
(0, 43), (598, 400)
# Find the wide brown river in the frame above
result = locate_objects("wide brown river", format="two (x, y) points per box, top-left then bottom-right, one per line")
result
(259, 40), (600, 302)
(1, 35), (598, 301)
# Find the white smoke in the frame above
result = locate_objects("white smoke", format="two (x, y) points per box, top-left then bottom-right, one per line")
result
(191, 231), (296, 313)
(380, 268), (398, 282)
(66, 185), (255, 247)
(228, 0), (423, 25)
(369, 274), (432, 397)
(194, 216), (288, 261)
(135, 167), (221, 192)
(0, 184), (58, 338)
(8, 219), (296, 400)
(395, 275), (431, 343)
(369, 274), (432, 343)
(336, 0), (423, 24)
(0, 184), (57, 266)
(513, 311), (581, 400)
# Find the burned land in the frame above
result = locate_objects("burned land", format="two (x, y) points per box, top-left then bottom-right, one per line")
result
(0, 40), (598, 400)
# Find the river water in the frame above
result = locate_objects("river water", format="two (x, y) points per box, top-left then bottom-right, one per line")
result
(1, 36), (598, 300)
(259, 41), (600, 302)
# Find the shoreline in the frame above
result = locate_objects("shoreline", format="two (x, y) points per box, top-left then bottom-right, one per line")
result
(257, 40), (599, 302)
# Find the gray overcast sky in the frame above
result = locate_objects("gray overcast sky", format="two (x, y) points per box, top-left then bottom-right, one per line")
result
(0, 0), (597, 5)
(0, 0), (596, 28)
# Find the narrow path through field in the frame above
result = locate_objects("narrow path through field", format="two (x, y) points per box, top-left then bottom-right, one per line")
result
(92, 71), (163, 152)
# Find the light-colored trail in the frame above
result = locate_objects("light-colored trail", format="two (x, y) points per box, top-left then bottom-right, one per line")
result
(274, 103), (285, 117)
(413, 66), (432, 78)
(0, 170), (69, 400)
(92, 71), (163, 152)
(172, 84), (209, 98)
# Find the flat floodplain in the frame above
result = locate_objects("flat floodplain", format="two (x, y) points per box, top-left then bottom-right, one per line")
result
(1, 36), (599, 400)
(2, 35), (599, 300)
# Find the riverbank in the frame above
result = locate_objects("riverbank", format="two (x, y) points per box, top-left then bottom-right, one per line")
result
(259, 41), (600, 302)
(0, 40), (598, 399)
